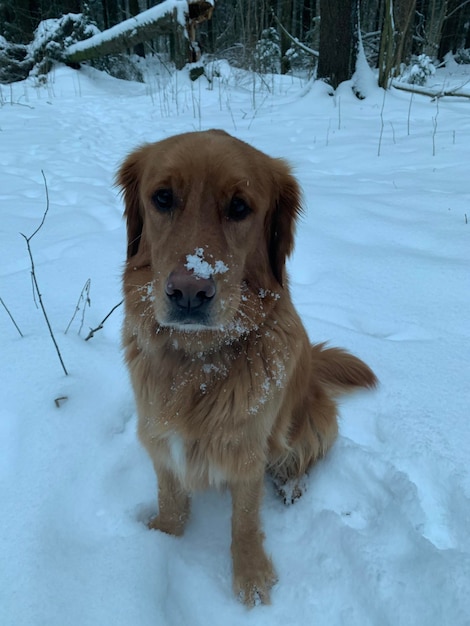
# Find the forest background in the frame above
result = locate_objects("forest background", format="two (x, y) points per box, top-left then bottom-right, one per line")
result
(1, 0), (470, 91)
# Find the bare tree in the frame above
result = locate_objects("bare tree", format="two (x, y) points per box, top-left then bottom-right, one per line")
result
(423, 0), (448, 58)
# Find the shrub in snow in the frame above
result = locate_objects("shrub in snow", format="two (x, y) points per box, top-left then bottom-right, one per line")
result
(400, 54), (436, 86)
(454, 48), (470, 64)
(285, 46), (313, 74)
(0, 36), (33, 83)
(253, 27), (281, 74)
(30, 13), (100, 77)
(188, 62), (205, 82)
(205, 59), (233, 81)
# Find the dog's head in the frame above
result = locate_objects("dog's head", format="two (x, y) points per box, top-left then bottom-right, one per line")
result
(118, 130), (302, 334)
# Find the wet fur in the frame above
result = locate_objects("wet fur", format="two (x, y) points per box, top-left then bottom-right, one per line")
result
(118, 130), (377, 606)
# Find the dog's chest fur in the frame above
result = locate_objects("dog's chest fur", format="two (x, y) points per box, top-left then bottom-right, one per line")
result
(125, 322), (294, 490)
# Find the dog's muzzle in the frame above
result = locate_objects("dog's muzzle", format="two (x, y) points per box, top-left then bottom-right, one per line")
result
(164, 270), (216, 327)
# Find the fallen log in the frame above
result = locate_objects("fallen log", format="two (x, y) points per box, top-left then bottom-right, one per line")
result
(64, 0), (213, 69)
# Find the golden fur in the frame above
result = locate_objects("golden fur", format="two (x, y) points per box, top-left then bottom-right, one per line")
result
(118, 130), (377, 606)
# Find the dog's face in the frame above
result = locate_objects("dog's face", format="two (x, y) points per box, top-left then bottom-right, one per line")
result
(118, 130), (301, 334)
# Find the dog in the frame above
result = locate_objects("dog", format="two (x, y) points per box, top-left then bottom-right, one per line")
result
(118, 130), (377, 606)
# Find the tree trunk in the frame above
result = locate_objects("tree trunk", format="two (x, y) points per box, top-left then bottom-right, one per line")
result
(378, 0), (394, 88)
(129, 0), (145, 57)
(102, 0), (120, 30)
(378, 0), (416, 88)
(394, 0), (416, 68)
(278, 0), (292, 74)
(423, 0), (448, 58)
(317, 0), (356, 89)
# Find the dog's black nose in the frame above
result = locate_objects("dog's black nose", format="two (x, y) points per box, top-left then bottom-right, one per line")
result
(165, 270), (216, 313)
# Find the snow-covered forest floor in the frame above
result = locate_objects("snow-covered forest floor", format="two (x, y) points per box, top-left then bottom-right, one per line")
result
(1, 59), (469, 625)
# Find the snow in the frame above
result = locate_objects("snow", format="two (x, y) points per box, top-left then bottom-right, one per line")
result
(185, 247), (229, 279)
(1, 59), (470, 625)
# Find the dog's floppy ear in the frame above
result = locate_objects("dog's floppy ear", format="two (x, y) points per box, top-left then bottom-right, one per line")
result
(116, 146), (147, 259)
(267, 161), (303, 287)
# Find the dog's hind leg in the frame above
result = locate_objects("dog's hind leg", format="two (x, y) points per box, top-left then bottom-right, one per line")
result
(268, 343), (376, 504)
(268, 380), (338, 504)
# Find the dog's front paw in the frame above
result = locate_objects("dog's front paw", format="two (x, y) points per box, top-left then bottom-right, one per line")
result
(232, 549), (278, 607)
(147, 514), (186, 537)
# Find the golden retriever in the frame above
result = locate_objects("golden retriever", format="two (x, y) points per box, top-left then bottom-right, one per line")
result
(118, 130), (377, 606)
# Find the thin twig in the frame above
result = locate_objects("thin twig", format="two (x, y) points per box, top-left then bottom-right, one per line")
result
(85, 300), (123, 341)
(65, 278), (91, 335)
(407, 91), (414, 136)
(29, 171), (50, 238)
(378, 88), (387, 157)
(0, 296), (24, 337)
(21, 171), (68, 376)
(432, 97), (439, 157)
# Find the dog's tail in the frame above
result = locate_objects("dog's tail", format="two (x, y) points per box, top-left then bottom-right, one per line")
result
(311, 343), (378, 397)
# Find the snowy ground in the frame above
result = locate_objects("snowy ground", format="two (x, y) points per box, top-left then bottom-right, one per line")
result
(1, 59), (469, 625)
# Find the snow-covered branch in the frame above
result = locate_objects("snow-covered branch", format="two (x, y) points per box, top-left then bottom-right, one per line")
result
(271, 11), (319, 58)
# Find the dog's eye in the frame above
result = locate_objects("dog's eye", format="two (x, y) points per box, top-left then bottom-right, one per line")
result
(227, 197), (252, 221)
(152, 188), (174, 212)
